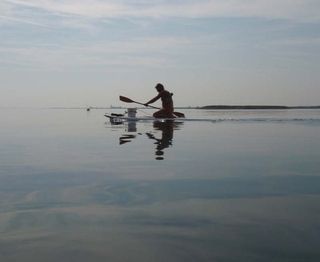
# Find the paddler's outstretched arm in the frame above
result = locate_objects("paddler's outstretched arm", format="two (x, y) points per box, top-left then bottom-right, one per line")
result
(145, 93), (161, 106)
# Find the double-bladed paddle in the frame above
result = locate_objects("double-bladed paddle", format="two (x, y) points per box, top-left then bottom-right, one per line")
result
(119, 96), (185, 118)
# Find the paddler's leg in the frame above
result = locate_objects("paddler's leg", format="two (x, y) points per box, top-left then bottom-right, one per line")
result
(153, 109), (175, 118)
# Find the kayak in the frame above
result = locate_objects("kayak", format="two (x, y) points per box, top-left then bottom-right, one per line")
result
(104, 114), (219, 124)
(105, 113), (320, 124)
(104, 114), (178, 124)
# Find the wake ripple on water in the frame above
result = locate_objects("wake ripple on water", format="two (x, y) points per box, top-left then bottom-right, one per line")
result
(209, 117), (320, 124)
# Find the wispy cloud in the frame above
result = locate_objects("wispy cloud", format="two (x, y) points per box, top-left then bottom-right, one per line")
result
(0, 36), (192, 70)
(0, 14), (51, 27)
(2, 0), (320, 22)
(1, 1), (319, 72)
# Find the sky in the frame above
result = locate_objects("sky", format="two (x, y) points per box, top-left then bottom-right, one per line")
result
(1, 0), (320, 107)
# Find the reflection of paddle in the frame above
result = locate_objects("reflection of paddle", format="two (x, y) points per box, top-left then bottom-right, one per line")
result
(119, 96), (185, 118)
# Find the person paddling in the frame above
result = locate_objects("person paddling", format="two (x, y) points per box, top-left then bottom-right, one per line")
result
(145, 83), (175, 118)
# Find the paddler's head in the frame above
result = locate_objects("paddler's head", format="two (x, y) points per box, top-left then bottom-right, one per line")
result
(155, 83), (164, 92)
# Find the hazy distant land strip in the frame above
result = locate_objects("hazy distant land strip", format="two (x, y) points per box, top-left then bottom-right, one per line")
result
(2, 105), (318, 110)
(198, 105), (320, 110)
(50, 105), (320, 110)
(87, 105), (320, 110)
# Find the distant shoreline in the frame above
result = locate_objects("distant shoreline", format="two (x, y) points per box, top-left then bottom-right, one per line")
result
(197, 105), (320, 110)
(1, 105), (319, 110)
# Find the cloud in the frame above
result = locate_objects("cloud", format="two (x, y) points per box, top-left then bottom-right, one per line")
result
(2, 0), (320, 22)
(0, 14), (50, 27)
(0, 36), (192, 70)
(3, 0), (128, 18)
(1, 1), (319, 72)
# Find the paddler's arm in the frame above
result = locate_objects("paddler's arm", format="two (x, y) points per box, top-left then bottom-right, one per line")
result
(145, 93), (161, 106)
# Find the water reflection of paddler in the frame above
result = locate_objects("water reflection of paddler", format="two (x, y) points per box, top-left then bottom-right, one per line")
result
(119, 134), (136, 145)
(146, 120), (181, 160)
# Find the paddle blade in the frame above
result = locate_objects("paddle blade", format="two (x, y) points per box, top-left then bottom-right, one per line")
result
(119, 96), (134, 103)
(173, 112), (185, 118)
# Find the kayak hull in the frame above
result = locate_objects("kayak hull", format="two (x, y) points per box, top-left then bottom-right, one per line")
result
(105, 114), (177, 123)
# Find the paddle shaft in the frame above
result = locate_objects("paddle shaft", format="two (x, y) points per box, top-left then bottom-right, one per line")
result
(119, 95), (185, 118)
(131, 100), (160, 110)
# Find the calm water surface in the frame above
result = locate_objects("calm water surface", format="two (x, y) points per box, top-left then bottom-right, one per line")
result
(0, 108), (320, 261)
